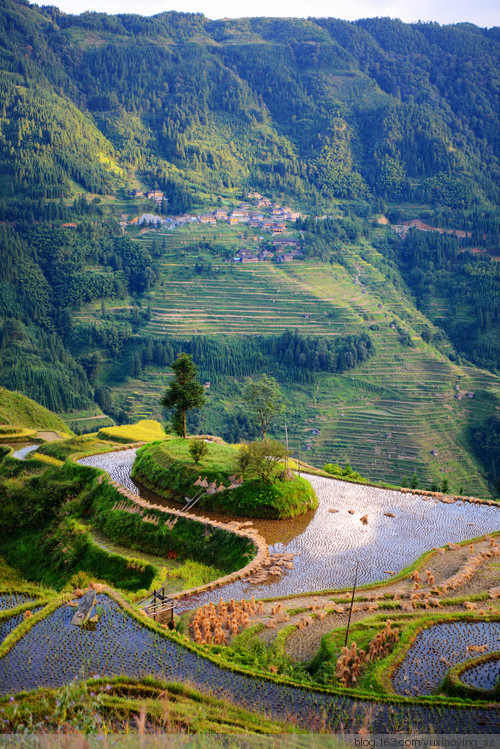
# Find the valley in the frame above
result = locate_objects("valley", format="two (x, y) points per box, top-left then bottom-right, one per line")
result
(73, 215), (499, 495)
(0, 1), (499, 735)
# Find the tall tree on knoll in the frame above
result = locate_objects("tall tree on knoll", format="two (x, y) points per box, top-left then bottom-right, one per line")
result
(243, 374), (285, 441)
(161, 353), (206, 439)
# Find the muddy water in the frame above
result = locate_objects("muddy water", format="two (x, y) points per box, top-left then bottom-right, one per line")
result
(79, 449), (500, 608)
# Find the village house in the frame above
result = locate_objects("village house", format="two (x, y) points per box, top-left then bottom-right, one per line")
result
(213, 209), (228, 220)
(276, 252), (295, 262)
(229, 210), (250, 220)
(146, 191), (164, 202)
(273, 238), (300, 250)
(282, 210), (301, 221)
(139, 213), (168, 226)
(128, 189), (143, 197)
(272, 223), (287, 234)
(199, 214), (216, 225)
(247, 191), (262, 200)
(258, 250), (274, 259)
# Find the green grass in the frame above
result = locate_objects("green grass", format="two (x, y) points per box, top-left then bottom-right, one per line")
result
(0, 458), (250, 595)
(158, 437), (239, 472)
(36, 435), (117, 461)
(0, 386), (71, 436)
(132, 439), (318, 518)
(86, 526), (225, 597)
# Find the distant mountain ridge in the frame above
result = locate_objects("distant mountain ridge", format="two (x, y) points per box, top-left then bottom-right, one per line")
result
(0, 2), (498, 208)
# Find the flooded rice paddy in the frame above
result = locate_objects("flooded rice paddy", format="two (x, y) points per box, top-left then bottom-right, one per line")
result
(0, 594), (39, 612)
(0, 607), (43, 646)
(1, 595), (498, 733)
(392, 621), (500, 696)
(79, 450), (500, 608)
(11, 445), (38, 460)
(461, 656), (500, 691)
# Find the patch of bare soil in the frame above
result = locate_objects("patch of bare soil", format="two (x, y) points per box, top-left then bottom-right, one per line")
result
(36, 431), (62, 442)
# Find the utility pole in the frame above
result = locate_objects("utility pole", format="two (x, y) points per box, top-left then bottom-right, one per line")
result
(344, 561), (359, 647)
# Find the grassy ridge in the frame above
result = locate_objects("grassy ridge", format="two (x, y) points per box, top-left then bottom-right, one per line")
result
(132, 439), (318, 518)
(0, 387), (71, 436)
(86, 472), (256, 573)
(0, 457), (254, 593)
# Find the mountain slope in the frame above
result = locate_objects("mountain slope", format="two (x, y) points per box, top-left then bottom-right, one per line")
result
(0, 2), (498, 493)
(0, 386), (71, 434)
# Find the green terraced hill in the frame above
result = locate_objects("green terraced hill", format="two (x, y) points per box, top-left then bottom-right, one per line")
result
(0, 387), (72, 437)
(75, 230), (500, 497)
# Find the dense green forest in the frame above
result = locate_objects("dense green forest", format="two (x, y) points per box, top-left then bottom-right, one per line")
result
(0, 1), (499, 490)
(0, 2), (498, 206)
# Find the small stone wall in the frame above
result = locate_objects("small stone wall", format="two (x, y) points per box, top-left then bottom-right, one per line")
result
(399, 487), (498, 506)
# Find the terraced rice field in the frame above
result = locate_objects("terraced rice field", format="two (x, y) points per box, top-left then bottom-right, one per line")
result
(0, 594), (39, 612)
(145, 257), (380, 337)
(1, 594), (498, 733)
(392, 621), (500, 696)
(0, 607), (42, 645)
(79, 450), (500, 606)
(11, 445), (38, 460)
(461, 656), (500, 690)
(76, 235), (500, 494)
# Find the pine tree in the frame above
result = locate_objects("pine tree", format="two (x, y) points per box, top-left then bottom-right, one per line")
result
(161, 353), (206, 439)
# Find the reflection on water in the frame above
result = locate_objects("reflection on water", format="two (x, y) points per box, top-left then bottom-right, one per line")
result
(12, 444), (39, 460)
(79, 449), (500, 607)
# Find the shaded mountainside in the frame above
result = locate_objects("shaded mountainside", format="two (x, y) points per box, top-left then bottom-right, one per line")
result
(0, 1), (499, 494)
(0, 3), (498, 204)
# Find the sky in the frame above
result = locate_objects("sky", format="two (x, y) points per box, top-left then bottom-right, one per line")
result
(35, 0), (500, 28)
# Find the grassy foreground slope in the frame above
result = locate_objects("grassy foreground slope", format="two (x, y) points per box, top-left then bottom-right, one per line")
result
(87, 229), (500, 497)
(0, 387), (71, 436)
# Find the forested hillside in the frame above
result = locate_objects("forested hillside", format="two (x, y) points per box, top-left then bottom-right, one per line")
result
(0, 0), (499, 492)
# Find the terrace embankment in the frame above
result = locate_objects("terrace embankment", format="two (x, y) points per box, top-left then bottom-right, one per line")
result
(78, 450), (270, 601)
(131, 439), (317, 519)
(79, 449), (500, 607)
(1, 592), (498, 733)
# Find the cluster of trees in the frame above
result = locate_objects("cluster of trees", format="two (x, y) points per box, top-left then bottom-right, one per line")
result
(469, 416), (500, 495)
(1, 3), (498, 212)
(0, 217), (158, 409)
(393, 229), (500, 371)
(163, 353), (290, 484)
(70, 327), (374, 392)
